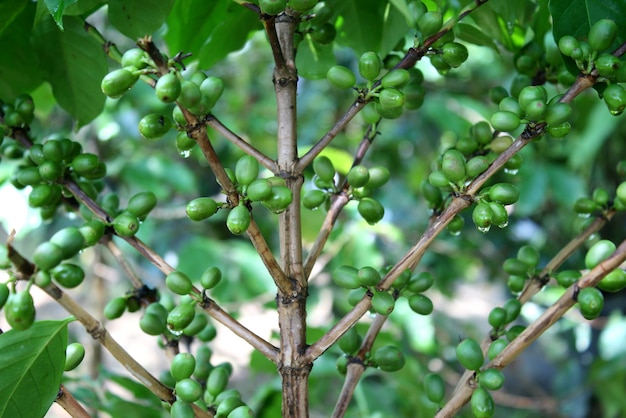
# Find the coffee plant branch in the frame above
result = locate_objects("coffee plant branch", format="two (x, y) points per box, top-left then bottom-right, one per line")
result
(438, 239), (626, 418)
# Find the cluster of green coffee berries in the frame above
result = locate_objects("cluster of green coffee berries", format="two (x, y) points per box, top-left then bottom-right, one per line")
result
(333, 265), (436, 320)
(258, 0), (319, 15)
(327, 56), (426, 120)
(501, 245), (540, 294)
(0, 94), (35, 153)
(557, 19), (625, 115)
(160, 347), (252, 417)
(335, 326), (406, 374)
(101, 47), (225, 142)
(490, 85), (573, 137)
(185, 155), (292, 235)
(302, 155), (389, 224)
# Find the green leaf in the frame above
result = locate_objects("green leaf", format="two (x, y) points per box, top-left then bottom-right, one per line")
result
(455, 23), (498, 51)
(0, 0), (27, 36)
(44, 0), (78, 29)
(296, 38), (335, 80)
(0, 3), (43, 101)
(389, 0), (412, 25)
(330, 0), (399, 55)
(550, 0), (626, 48)
(0, 319), (71, 418)
(108, 0), (174, 40)
(164, 0), (261, 70)
(32, 15), (107, 127)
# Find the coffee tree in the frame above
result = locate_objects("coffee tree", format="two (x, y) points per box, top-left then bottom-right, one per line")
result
(1, 0), (626, 417)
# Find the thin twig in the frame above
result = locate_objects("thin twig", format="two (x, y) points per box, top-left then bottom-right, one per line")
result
(55, 385), (91, 418)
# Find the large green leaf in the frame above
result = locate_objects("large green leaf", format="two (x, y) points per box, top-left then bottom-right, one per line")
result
(296, 38), (335, 80)
(0, 319), (71, 418)
(550, 0), (626, 47)
(329, 0), (408, 56)
(0, 3), (43, 101)
(164, 0), (261, 70)
(32, 15), (107, 127)
(43, 0), (78, 29)
(0, 0), (27, 36)
(108, 0), (174, 40)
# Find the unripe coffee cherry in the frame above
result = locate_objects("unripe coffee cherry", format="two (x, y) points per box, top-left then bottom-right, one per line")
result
(408, 294), (433, 315)
(260, 0), (287, 15)
(490, 111), (520, 132)
(246, 179), (273, 201)
(585, 239), (616, 269)
(64, 342), (86, 371)
(4, 291), (36, 330)
(417, 11), (442, 37)
(235, 155), (259, 187)
(358, 51), (381, 81)
(488, 183), (519, 205)
(262, 186), (293, 213)
(441, 149), (466, 183)
(577, 287), (604, 320)
(186, 197), (218, 221)
(588, 19), (618, 52)
(332, 265), (360, 289)
(371, 290), (395, 315)
(373, 345), (405, 371)
(138, 114), (172, 140)
(442, 42), (468, 68)
(175, 378), (202, 403)
(326, 65), (356, 89)
(201, 266), (222, 290)
(101, 68), (138, 98)
(155, 73), (181, 103)
(227, 204), (251, 234)
(166, 271), (193, 295)
(456, 338), (483, 371)
(357, 197), (384, 224)
(479, 368), (504, 391)
(471, 386), (494, 418)
(423, 373), (445, 403)
(113, 212), (140, 237)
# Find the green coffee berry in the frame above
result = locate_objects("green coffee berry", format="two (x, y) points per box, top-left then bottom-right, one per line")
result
(302, 190), (326, 209)
(371, 290), (395, 315)
(503, 258), (529, 277)
(442, 42), (468, 68)
(287, 0), (318, 13)
(235, 155), (259, 187)
(366, 166), (390, 189)
(373, 345), (405, 371)
(545, 102), (572, 125)
(310, 22), (336, 45)
(167, 303), (196, 331)
(246, 179), (273, 201)
(498, 97), (523, 117)
(260, 0), (287, 15)
(186, 197), (218, 221)
(357, 197), (384, 224)
(227, 405), (254, 418)
(332, 265), (360, 289)
(127, 191), (157, 219)
(33, 241), (64, 271)
(488, 183), (519, 205)
(101, 68), (139, 98)
(479, 368), (504, 391)
(441, 149), (466, 183)
(381, 69), (410, 88)
(471, 386), (495, 418)
(597, 268), (626, 292)
(64, 343), (86, 371)
(51, 263), (85, 288)
(155, 73), (181, 103)
(0, 282), (10, 309)
(357, 266), (381, 287)
(358, 51), (381, 81)
(555, 269), (581, 288)
(490, 111), (521, 132)
(326, 65), (356, 89)
(50, 227), (85, 259)
(472, 202), (494, 231)
(138, 114), (172, 140)
(113, 212), (140, 237)
(588, 19), (618, 52)
(4, 291), (36, 330)
(417, 11), (442, 37)
(175, 378), (203, 403)
(487, 339), (508, 360)
(200, 266), (222, 290)
(199, 76), (224, 110)
(79, 220), (106, 247)
(207, 366), (230, 396)
(182, 311), (208, 336)
(139, 313), (166, 335)
(456, 338), (483, 371)
(171, 352), (196, 381)
(408, 294), (433, 315)
(262, 186), (293, 213)
(104, 296), (127, 320)
(423, 373), (445, 404)
(166, 271), (193, 295)
(585, 239), (616, 269)
(347, 166), (370, 188)
(503, 298), (521, 323)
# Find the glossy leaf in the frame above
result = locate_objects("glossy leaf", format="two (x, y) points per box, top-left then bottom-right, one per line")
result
(32, 15), (107, 127)
(0, 0), (27, 36)
(44, 0), (78, 29)
(296, 39), (335, 80)
(108, 0), (175, 40)
(0, 319), (71, 418)
(164, 0), (261, 70)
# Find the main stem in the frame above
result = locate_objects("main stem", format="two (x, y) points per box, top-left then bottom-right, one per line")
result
(272, 14), (309, 417)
